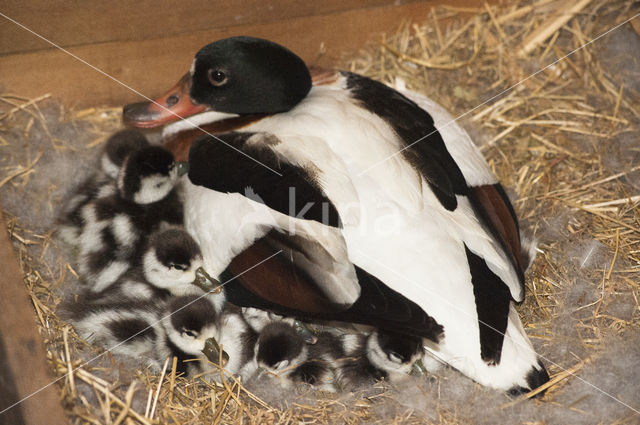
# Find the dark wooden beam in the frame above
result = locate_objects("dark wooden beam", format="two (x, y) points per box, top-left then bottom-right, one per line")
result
(0, 207), (67, 425)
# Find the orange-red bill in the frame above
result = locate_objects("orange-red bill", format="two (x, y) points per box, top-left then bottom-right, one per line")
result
(123, 73), (207, 128)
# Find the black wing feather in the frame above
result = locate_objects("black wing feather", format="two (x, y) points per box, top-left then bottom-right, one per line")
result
(344, 72), (468, 211)
(465, 244), (511, 365)
(188, 133), (341, 227)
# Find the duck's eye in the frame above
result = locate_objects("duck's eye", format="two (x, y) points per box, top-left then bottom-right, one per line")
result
(182, 328), (198, 338)
(170, 263), (187, 271)
(207, 69), (227, 87)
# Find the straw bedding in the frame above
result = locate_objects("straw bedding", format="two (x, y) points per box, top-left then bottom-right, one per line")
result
(1, 0), (639, 423)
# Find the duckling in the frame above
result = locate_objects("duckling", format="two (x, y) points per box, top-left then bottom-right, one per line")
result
(140, 227), (218, 296)
(210, 304), (258, 382)
(84, 227), (219, 303)
(57, 129), (150, 246)
(365, 330), (425, 382)
(100, 129), (150, 179)
(255, 322), (339, 390)
(255, 321), (307, 378)
(66, 297), (165, 366)
(65, 293), (224, 379)
(334, 333), (383, 390)
(157, 295), (223, 377)
(334, 331), (423, 390)
(77, 146), (185, 292)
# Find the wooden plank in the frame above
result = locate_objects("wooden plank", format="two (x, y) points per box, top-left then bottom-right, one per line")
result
(1, 1), (445, 107)
(0, 206), (67, 425)
(0, 0), (422, 56)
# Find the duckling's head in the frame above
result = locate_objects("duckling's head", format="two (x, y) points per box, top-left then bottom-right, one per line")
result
(163, 295), (219, 356)
(255, 322), (307, 372)
(123, 36), (311, 128)
(101, 129), (150, 179)
(117, 146), (179, 204)
(366, 331), (424, 375)
(142, 228), (208, 296)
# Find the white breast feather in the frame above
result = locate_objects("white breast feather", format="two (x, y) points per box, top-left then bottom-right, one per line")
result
(249, 80), (424, 213)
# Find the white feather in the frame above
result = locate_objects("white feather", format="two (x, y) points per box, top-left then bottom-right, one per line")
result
(111, 214), (138, 251)
(182, 178), (361, 305)
(392, 78), (497, 186)
(100, 154), (120, 180)
(162, 110), (240, 138)
(248, 79), (424, 213)
(92, 260), (130, 292)
(216, 311), (257, 380)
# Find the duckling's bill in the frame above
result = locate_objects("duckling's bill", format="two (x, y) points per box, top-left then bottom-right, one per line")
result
(202, 337), (229, 366)
(192, 266), (222, 294)
(176, 161), (189, 176)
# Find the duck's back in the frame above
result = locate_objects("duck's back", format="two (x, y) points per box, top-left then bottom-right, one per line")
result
(241, 73), (544, 391)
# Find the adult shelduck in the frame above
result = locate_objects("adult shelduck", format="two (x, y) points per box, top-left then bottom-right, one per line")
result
(123, 36), (549, 393)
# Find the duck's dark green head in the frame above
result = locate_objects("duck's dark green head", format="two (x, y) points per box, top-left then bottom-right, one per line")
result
(123, 36), (311, 128)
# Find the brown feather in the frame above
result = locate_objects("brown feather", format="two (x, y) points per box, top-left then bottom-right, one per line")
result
(470, 185), (525, 283)
(227, 236), (348, 314)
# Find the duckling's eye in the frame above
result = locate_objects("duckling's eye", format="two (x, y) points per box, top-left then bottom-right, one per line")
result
(181, 328), (198, 338)
(207, 69), (227, 87)
(170, 263), (187, 271)
(388, 352), (404, 363)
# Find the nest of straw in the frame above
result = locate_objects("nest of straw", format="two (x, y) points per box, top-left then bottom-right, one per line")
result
(1, 0), (639, 423)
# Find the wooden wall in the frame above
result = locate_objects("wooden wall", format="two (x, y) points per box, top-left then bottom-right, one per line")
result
(0, 0), (483, 107)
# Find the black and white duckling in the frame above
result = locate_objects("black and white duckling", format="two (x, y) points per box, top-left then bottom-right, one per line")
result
(171, 302), (257, 382)
(157, 295), (223, 378)
(365, 330), (425, 382)
(100, 129), (150, 179)
(77, 146), (185, 292)
(255, 322), (339, 390)
(254, 321), (308, 383)
(206, 304), (258, 382)
(334, 331), (423, 390)
(334, 333), (382, 390)
(123, 36), (549, 393)
(141, 227), (220, 297)
(84, 227), (218, 303)
(57, 129), (150, 246)
(66, 294), (223, 378)
(66, 297), (164, 366)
